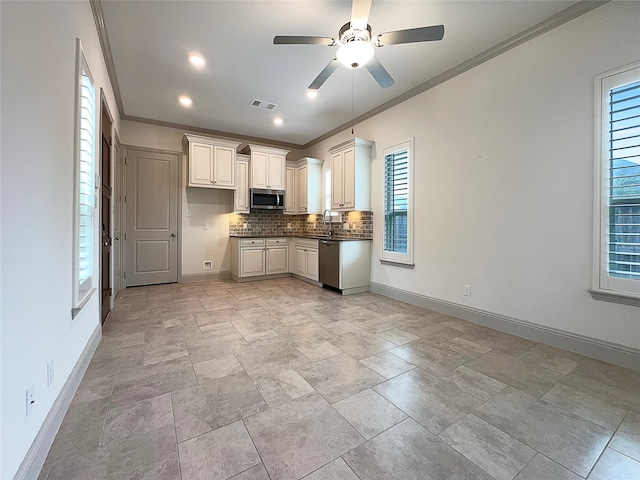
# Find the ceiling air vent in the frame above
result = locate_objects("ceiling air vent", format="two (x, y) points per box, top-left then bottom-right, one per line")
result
(250, 99), (278, 111)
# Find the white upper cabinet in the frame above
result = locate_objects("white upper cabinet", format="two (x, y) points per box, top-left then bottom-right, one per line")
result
(243, 144), (289, 190)
(296, 157), (323, 214)
(329, 138), (373, 211)
(290, 157), (323, 214)
(284, 165), (296, 214)
(234, 154), (250, 213)
(183, 134), (241, 189)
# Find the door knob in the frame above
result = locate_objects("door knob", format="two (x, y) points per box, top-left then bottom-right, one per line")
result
(171, 233), (177, 237)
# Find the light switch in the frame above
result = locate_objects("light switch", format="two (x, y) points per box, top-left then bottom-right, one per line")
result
(203, 223), (209, 230)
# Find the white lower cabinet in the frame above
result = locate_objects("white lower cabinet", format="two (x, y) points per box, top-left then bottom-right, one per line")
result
(240, 248), (265, 277)
(266, 238), (288, 274)
(231, 237), (288, 280)
(294, 238), (319, 281)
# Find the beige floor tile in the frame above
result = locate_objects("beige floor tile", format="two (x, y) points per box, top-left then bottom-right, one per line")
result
(193, 355), (245, 383)
(178, 421), (261, 480)
(253, 369), (315, 407)
(302, 458), (359, 480)
(438, 365), (508, 401)
(330, 330), (396, 360)
(587, 447), (640, 480)
(390, 338), (473, 376)
(171, 372), (268, 442)
(513, 454), (582, 480)
(610, 411), (640, 461)
(460, 329), (536, 356)
(474, 387), (612, 477)
(101, 393), (173, 446)
(334, 388), (408, 440)
(236, 344), (310, 378)
(297, 353), (384, 404)
(541, 383), (627, 430)
(439, 414), (536, 480)
(517, 344), (579, 374)
(229, 464), (271, 480)
(359, 351), (416, 379)
(374, 368), (483, 434)
(343, 418), (493, 480)
(465, 351), (565, 397)
(244, 393), (364, 480)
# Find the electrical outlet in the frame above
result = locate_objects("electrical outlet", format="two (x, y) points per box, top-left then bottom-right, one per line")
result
(203, 223), (209, 230)
(186, 210), (191, 217)
(47, 360), (54, 387)
(203, 260), (212, 270)
(26, 385), (35, 416)
(343, 222), (349, 230)
(287, 223), (292, 229)
(352, 222), (357, 230)
(463, 284), (471, 297)
(243, 223), (248, 230)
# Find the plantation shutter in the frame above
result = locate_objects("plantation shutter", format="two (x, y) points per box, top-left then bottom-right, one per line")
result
(78, 65), (96, 295)
(608, 79), (640, 280)
(384, 149), (408, 253)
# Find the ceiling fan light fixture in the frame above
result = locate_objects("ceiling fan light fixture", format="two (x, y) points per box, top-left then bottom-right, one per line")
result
(336, 41), (374, 69)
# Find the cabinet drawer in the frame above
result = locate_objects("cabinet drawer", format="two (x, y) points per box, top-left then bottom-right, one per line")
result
(295, 238), (318, 249)
(266, 237), (287, 246)
(240, 238), (265, 247)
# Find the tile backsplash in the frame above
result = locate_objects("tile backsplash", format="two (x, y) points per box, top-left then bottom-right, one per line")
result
(229, 210), (373, 239)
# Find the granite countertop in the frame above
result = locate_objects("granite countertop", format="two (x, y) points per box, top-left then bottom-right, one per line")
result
(229, 234), (372, 241)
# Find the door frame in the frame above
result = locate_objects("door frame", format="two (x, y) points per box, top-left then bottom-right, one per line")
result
(112, 131), (123, 301)
(122, 144), (183, 287)
(99, 89), (113, 324)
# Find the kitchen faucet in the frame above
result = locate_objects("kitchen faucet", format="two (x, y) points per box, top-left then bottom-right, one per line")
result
(322, 209), (333, 237)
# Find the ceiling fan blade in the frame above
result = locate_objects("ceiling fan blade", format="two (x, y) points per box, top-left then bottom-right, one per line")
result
(366, 57), (394, 89)
(376, 25), (445, 46)
(350, 0), (372, 30)
(309, 58), (340, 90)
(273, 36), (337, 46)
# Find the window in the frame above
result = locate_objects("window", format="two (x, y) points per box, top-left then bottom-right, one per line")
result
(382, 139), (414, 265)
(593, 62), (640, 303)
(72, 39), (97, 316)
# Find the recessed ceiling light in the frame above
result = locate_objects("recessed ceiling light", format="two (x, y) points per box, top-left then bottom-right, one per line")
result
(273, 118), (283, 126)
(178, 95), (193, 107)
(306, 90), (318, 98)
(188, 54), (206, 68)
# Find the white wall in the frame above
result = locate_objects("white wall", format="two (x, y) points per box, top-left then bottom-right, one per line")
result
(303, 2), (640, 351)
(0, 1), (120, 478)
(119, 120), (305, 277)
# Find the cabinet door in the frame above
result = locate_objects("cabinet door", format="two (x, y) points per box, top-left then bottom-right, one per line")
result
(235, 160), (249, 213)
(240, 248), (265, 277)
(342, 147), (355, 209)
(268, 153), (285, 190)
(284, 166), (295, 213)
(306, 248), (319, 281)
(294, 247), (307, 277)
(266, 246), (288, 274)
(297, 165), (308, 213)
(331, 151), (343, 209)
(212, 145), (235, 188)
(189, 142), (214, 186)
(251, 151), (269, 188)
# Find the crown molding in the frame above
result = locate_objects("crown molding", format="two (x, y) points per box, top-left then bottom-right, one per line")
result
(89, 0), (608, 151)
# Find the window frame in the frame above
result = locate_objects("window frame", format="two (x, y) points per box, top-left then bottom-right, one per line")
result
(381, 138), (414, 266)
(72, 39), (97, 317)
(592, 61), (640, 306)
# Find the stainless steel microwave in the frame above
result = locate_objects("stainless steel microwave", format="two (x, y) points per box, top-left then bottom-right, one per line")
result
(250, 188), (285, 210)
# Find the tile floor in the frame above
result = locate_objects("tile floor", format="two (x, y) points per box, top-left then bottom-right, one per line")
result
(39, 277), (640, 480)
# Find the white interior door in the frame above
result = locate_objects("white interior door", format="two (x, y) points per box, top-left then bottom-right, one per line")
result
(125, 147), (179, 286)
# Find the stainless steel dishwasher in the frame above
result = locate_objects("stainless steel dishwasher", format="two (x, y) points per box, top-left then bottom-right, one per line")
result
(319, 239), (340, 290)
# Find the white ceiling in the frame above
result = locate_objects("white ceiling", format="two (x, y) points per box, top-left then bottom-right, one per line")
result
(99, 0), (588, 147)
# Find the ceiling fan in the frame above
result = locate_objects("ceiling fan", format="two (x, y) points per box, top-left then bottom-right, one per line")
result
(273, 0), (444, 90)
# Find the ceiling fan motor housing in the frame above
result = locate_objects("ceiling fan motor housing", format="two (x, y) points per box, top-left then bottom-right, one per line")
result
(338, 22), (374, 69)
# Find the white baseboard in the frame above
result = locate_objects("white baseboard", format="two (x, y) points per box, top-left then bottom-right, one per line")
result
(370, 282), (640, 371)
(14, 325), (102, 480)
(181, 271), (231, 283)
